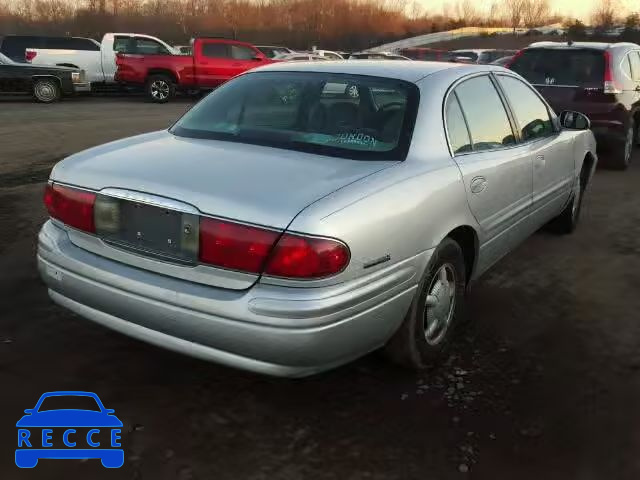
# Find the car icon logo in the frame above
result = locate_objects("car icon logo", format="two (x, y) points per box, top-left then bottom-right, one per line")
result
(15, 391), (124, 468)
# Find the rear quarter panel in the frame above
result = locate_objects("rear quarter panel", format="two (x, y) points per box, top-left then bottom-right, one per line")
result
(286, 70), (481, 287)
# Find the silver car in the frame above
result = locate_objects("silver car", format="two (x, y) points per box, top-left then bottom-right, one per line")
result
(37, 61), (597, 377)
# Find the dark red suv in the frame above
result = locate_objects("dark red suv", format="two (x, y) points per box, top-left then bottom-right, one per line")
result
(509, 41), (640, 169)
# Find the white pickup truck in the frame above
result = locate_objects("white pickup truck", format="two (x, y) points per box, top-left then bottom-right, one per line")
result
(26, 33), (177, 86)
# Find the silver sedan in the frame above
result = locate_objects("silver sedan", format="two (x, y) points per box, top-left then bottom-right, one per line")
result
(37, 61), (597, 377)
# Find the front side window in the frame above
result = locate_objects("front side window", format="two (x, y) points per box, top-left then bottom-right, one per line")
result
(498, 75), (554, 141)
(445, 94), (472, 154)
(171, 72), (419, 160)
(454, 75), (515, 151)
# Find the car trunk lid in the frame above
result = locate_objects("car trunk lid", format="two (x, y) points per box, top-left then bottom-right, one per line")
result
(51, 131), (396, 290)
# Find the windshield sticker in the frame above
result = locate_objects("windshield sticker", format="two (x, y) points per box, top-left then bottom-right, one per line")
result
(330, 133), (378, 149)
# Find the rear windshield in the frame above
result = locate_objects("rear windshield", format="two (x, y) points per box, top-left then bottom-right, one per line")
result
(0, 36), (42, 60)
(510, 49), (605, 87)
(171, 71), (419, 161)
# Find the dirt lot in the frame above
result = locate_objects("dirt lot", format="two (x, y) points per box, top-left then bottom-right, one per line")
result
(1, 96), (640, 480)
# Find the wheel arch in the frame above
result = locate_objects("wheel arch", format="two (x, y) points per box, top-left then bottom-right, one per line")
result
(31, 74), (62, 87)
(445, 225), (478, 284)
(146, 69), (178, 84)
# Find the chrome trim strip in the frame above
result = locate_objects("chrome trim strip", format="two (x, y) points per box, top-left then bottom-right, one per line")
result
(99, 188), (199, 215)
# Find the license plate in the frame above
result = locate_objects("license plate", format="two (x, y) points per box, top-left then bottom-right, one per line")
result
(95, 196), (199, 264)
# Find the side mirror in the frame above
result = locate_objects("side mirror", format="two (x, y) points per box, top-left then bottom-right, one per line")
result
(560, 110), (590, 130)
(24, 409), (33, 414)
(251, 56), (263, 62)
(104, 409), (115, 414)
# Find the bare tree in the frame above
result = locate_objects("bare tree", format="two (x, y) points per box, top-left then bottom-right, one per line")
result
(522, 0), (550, 28)
(454, 0), (479, 26)
(591, 0), (618, 29)
(503, 0), (526, 32)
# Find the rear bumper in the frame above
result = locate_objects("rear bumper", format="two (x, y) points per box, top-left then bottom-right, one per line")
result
(37, 221), (425, 377)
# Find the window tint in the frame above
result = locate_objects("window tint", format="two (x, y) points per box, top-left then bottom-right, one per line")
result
(0, 36), (42, 59)
(498, 75), (553, 141)
(113, 36), (133, 53)
(43, 37), (75, 49)
(454, 51), (478, 62)
(231, 45), (255, 60)
(134, 38), (169, 55)
(68, 38), (99, 51)
(454, 75), (515, 151)
(445, 94), (472, 154)
(510, 49), (605, 87)
(172, 72), (418, 161)
(202, 43), (230, 58)
(628, 51), (640, 81)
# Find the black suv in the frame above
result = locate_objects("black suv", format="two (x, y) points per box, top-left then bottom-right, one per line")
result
(509, 41), (640, 169)
(0, 35), (99, 63)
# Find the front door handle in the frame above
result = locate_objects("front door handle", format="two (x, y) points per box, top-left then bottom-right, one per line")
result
(536, 155), (545, 161)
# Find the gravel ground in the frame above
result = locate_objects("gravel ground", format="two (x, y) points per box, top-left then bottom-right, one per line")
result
(1, 97), (639, 480)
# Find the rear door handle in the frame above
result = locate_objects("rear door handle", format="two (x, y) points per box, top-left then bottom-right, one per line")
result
(536, 155), (545, 161)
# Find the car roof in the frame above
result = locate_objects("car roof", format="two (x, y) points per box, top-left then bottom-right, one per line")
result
(256, 60), (493, 82)
(526, 41), (639, 50)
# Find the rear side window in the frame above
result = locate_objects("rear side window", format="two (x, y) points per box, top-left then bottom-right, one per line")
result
(510, 49), (604, 87)
(134, 38), (170, 55)
(628, 52), (640, 81)
(622, 54), (632, 79)
(455, 51), (478, 62)
(113, 36), (133, 53)
(202, 43), (230, 58)
(445, 94), (472, 154)
(498, 75), (553, 141)
(454, 76), (515, 152)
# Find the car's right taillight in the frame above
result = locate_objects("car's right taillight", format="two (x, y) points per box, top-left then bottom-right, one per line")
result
(44, 183), (96, 233)
(25, 50), (37, 62)
(264, 233), (350, 279)
(603, 50), (621, 94)
(198, 217), (350, 279)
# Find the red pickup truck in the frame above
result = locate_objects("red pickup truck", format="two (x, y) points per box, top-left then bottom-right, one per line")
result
(115, 37), (278, 102)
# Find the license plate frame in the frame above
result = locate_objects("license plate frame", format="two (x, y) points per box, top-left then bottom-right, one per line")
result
(95, 195), (199, 265)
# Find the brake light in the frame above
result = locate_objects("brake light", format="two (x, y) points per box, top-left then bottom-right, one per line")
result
(264, 234), (350, 279)
(198, 217), (350, 278)
(505, 49), (524, 69)
(25, 50), (36, 62)
(603, 51), (621, 94)
(44, 183), (96, 233)
(199, 218), (279, 274)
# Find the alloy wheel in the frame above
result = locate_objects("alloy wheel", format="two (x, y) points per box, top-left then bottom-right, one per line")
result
(424, 263), (457, 345)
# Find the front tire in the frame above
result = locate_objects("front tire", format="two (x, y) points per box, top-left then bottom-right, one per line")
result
(33, 78), (61, 103)
(146, 74), (175, 103)
(384, 238), (466, 369)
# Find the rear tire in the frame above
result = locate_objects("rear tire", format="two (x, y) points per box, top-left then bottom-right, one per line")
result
(384, 238), (466, 370)
(33, 78), (61, 103)
(606, 121), (633, 170)
(146, 74), (175, 103)
(547, 172), (584, 235)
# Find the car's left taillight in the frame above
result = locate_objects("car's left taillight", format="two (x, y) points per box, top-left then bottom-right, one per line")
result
(25, 50), (37, 62)
(44, 183), (96, 233)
